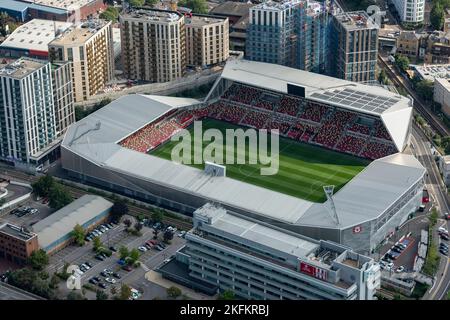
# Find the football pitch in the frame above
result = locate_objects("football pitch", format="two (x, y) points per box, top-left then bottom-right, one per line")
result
(150, 118), (369, 203)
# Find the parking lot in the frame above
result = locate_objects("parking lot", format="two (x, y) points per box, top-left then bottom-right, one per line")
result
(48, 218), (186, 299)
(0, 198), (54, 229)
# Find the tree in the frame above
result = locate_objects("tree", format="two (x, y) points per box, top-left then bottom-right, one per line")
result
(163, 230), (174, 243)
(430, 2), (445, 30)
(151, 209), (164, 223)
(71, 224), (86, 246)
(416, 80), (434, 101)
(129, 0), (145, 7)
(178, 0), (208, 13)
(6, 268), (55, 299)
(145, 0), (159, 6)
(123, 219), (132, 228)
(218, 289), (235, 300)
(394, 54), (410, 73)
(378, 69), (388, 85)
(96, 290), (109, 300)
(67, 290), (86, 300)
(135, 222), (143, 232)
(93, 236), (102, 252)
(0, 12), (14, 37)
(119, 246), (129, 260)
(28, 249), (49, 270)
(153, 228), (160, 240)
(48, 183), (73, 210)
(119, 284), (132, 300)
(49, 274), (60, 289)
(167, 286), (182, 298)
(129, 248), (140, 263)
(31, 175), (55, 197)
(99, 6), (119, 21)
(111, 200), (129, 221)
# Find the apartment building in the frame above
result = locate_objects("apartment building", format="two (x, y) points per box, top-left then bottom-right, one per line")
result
(434, 77), (450, 118)
(179, 203), (381, 300)
(120, 9), (186, 83)
(396, 31), (421, 59)
(424, 31), (450, 65)
(51, 61), (75, 136)
(330, 11), (379, 83)
(392, 0), (424, 23)
(0, 58), (59, 167)
(0, 223), (39, 265)
(48, 20), (114, 102)
(185, 14), (229, 68)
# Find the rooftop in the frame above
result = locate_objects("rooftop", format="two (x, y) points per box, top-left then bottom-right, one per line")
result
(209, 1), (254, 17)
(0, 223), (37, 241)
(20, 0), (97, 10)
(0, 58), (47, 79)
(0, 0), (28, 12)
(185, 14), (227, 27)
(334, 11), (378, 30)
(49, 20), (109, 46)
(33, 195), (113, 251)
(0, 19), (73, 53)
(252, 0), (300, 11)
(121, 9), (182, 22)
(411, 64), (450, 81)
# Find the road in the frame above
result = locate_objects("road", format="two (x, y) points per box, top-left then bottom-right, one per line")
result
(411, 125), (450, 300)
(0, 282), (42, 300)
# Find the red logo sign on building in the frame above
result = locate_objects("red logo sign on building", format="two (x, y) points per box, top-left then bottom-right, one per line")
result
(300, 262), (328, 281)
(353, 225), (362, 234)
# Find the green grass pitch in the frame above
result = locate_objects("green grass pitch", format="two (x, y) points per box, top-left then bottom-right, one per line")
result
(150, 118), (369, 203)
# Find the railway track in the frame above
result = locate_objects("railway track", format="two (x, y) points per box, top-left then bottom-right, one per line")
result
(1, 168), (193, 231)
(377, 55), (450, 137)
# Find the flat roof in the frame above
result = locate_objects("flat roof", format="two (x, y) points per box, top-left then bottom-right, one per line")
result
(195, 203), (319, 259)
(0, 0), (28, 12)
(0, 19), (73, 53)
(33, 195), (113, 251)
(333, 11), (379, 30)
(0, 58), (47, 79)
(185, 15), (227, 27)
(209, 1), (253, 17)
(412, 64), (450, 81)
(49, 20), (109, 46)
(21, 0), (96, 10)
(0, 223), (36, 241)
(121, 8), (182, 22)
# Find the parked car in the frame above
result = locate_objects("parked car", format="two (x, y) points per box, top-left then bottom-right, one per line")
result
(122, 265), (132, 272)
(138, 246), (147, 252)
(440, 243), (449, 249)
(395, 266), (405, 273)
(396, 243), (407, 250)
(85, 262), (93, 268)
(439, 247), (448, 255)
(100, 271), (108, 277)
(441, 233), (449, 241)
(109, 246), (117, 252)
(112, 272), (121, 279)
(105, 277), (116, 284)
(98, 282), (107, 289)
(89, 278), (98, 285)
(95, 255), (105, 261)
(30, 208), (38, 215)
(155, 245), (163, 251)
(443, 213), (450, 220)
(81, 263), (90, 270)
(106, 223), (114, 229)
(117, 259), (126, 266)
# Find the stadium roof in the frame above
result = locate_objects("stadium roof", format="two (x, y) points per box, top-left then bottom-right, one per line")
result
(220, 60), (413, 151)
(0, 19), (73, 53)
(33, 195), (113, 251)
(0, 0), (28, 12)
(62, 92), (425, 231)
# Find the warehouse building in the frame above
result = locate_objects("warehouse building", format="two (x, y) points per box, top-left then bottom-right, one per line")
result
(32, 195), (113, 254)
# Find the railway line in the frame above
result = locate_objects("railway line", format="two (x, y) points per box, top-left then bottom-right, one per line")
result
(377, 55), (450, 137)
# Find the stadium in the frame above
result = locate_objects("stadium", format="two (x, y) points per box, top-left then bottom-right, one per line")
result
(61, 60), (426, 254)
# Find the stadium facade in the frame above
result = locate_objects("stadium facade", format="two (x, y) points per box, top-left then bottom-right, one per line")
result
(61, 60), (425, 255)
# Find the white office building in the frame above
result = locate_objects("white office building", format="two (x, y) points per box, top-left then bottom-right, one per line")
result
(392, 0), (424, 23)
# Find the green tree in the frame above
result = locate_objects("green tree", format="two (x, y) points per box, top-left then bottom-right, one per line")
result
(96, 290), (109, 300)
(0, 12), (13, 36)
(67, 290), (86, 300)
(145, 0), (159, 6)
(429, 208), (439, 226)
(71, 224), (86, 246)
(167, 286), (182, 298)
(129, 248), (140, 263)
(151, 209), (164, 223)
(31, 175), (55, 197)
(394, 54), (410, 73)
(135, 222), (143, 232)
(28, 249), (49, 271)
(93, 236), (102, 252)
(378, 69), (388, 85)
(48, 183), (73, 210)
(163, 230), (174, 243)
(415, 80), (434, 101)
(178, 0), (208, 13)
(129, 0), (145, 7)
(99, 6), (119, 21)
(119, 284), (132, 300)
(49, 273), (60, 289)
(430, 2), (445, 30)
(119, 246), (129, 260)
(218, 289), (235, 300)
(6, 268), (55, 299)
(110, 200), (129, 221)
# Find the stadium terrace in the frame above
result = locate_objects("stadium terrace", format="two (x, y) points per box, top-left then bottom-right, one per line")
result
(61, 60), (426, 254)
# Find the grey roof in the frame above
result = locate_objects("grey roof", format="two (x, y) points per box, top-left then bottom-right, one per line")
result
(33, 195), (113, 251)
(0, 0), (28, 12)
(195, 203), (319, 259)
(62, 93), (425, 231)
(209, 1), (253, 17)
